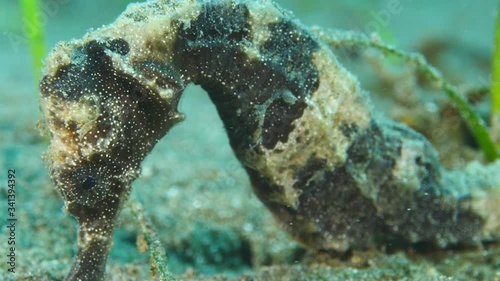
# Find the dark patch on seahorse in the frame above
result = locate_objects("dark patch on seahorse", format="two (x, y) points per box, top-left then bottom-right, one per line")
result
(345, 121), (400, 189)
(296, 163), (382, 250)
(181, 2), (251, 47)
(173, 3), (320, 150)
(106, 38), (130, 55)
(256, 20), (320, 148)
(281, 145), (386, 249)
(40, 63), (83, 100)
(40, 40), (120, 101)
(261, 98), (308, 148)
(376, 170), (485, 246)
(260, 20), (320, 98)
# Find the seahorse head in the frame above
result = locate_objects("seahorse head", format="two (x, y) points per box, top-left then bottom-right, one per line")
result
(39, 38), (184, 212)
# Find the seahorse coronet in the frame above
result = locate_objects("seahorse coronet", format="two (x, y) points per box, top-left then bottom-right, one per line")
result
(39, 0), (500, 280)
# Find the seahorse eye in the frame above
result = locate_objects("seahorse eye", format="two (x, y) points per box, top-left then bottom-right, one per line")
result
(80, 176), (97, 190)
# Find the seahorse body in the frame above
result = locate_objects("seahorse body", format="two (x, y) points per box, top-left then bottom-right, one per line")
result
(39, 0), (500, 279)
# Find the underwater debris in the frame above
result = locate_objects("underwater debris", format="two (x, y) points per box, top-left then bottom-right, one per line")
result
(129, 199), (176, 280)
(38, 0), (500, 280)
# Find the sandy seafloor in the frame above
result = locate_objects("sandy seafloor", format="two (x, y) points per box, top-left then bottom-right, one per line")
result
(1, 0), (500, 280)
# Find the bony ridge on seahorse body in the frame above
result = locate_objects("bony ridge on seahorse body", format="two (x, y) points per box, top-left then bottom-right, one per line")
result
(39, 0), (500, 280)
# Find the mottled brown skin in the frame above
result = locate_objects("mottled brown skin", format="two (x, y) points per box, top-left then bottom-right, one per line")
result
(39, 0), (499, 280)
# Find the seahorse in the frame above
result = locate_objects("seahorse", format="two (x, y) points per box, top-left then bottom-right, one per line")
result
(39, 0), (500, 279)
